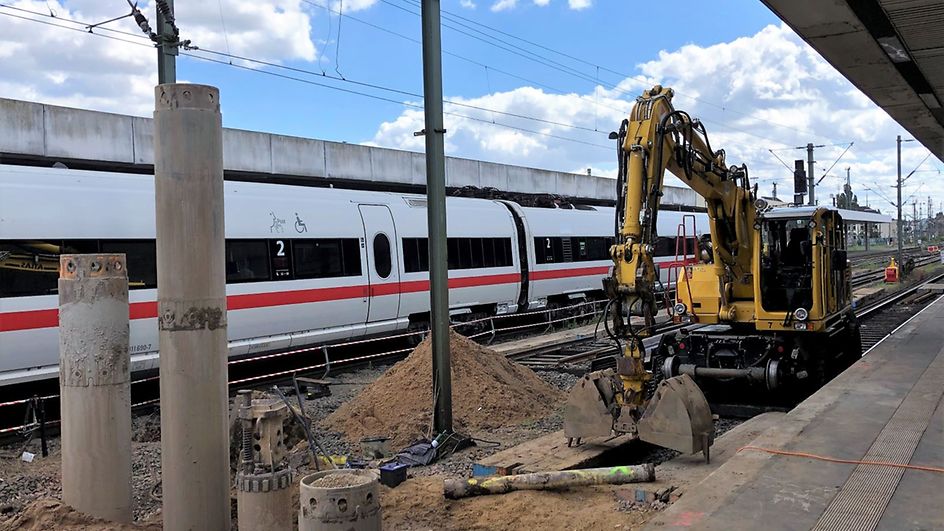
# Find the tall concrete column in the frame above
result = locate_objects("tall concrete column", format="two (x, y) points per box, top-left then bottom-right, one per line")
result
(154, 84), (230, 530)
(59, 253), (132, 523)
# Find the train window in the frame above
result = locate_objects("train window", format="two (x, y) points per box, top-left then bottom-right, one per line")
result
(470, 239), (484, 268)
(447, 238), (459, 269)
(372, 234), (392, 278)
(458, 238), (472, 269)
(401, 237), (511, 272)
(534, 237), (564, 263)
(403, 238), (420, 273)
(0, 241), (60, 297)
(482, 239), (496, 268)
(291, 238), (361, 279)
(402, 238), (430, 273)
(226, 240), (270, 283)
(100, 240), (157, 289)
(534, 236), (613, 264)
(61, 240), (100, 254)
(295, 240), (342, 279)
(652, 237), (675, 258)
(270, 239), (293, 279)
(587, 237), (610, 261)
(342, 239), (362, 276)
(496, 238), (512, 267)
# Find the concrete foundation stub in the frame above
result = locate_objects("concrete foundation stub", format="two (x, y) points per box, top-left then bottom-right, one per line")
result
(58, 253), (132, 524)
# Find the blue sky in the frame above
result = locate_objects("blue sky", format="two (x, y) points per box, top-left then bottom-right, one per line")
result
(1, 0), (942, 215)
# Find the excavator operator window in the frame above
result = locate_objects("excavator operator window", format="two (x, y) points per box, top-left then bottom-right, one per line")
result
(760, 219), (813, 312)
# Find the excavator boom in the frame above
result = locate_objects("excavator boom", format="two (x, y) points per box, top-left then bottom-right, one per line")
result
(563, 85), (755, 457)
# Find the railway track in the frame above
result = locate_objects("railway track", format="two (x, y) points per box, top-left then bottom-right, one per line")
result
(0, 299), (608, 438)
(4, 266), (941, 443)
(850, 252), (938, 288)
(855, 271), (944, 352)
(508, 271), (944, 383)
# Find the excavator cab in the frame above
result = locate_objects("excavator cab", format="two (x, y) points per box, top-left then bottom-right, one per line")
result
(760, 219), (814, 313)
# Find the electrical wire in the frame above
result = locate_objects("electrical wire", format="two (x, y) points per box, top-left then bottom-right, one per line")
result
(391, 0), (839, 142)
(738, 445), (944, 474)
(816, 142), (854, 185)
(0, 5), (612, 151)
(299, 0), (638, 120)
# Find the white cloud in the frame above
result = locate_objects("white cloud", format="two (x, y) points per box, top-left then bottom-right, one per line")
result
(367, 22), (942, 212)
(331, 0), (378, 13)
(460, 0), (477, 8)
(490, 0), (517, 12)
(0, 0), (317, 115)
(492, 0), (591, 10)
(368, 86), (626, 171)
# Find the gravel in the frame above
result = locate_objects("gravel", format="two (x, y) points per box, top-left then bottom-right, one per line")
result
(0, 351), (749, 527)
(534, 369), (581, 391)
(0, 436), (162, 524)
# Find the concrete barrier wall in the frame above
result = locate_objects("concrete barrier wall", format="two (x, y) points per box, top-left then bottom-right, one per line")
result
(0, 97), (704, 207)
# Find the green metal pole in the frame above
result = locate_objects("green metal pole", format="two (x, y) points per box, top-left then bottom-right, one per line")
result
(156, 0), (176, 84)
(420, 0), (452, 435)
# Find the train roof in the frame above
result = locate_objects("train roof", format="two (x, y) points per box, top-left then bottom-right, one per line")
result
(763, 205), (893, 223)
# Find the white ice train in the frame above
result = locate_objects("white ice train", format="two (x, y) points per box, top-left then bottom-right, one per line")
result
(0, 165), (707, 386)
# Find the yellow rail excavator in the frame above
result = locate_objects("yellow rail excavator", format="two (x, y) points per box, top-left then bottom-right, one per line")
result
(564, 86), (860, 459)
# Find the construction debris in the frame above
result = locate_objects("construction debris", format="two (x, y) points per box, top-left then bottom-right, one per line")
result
(443, 464), (656, 499)
(324, 331), (564, 448)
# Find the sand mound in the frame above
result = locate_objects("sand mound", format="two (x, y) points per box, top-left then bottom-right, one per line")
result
(0, 499), (159, 531)
(324, 331), (564, 448)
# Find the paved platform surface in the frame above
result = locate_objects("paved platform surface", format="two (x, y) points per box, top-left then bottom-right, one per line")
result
(645, 296), (944, 531)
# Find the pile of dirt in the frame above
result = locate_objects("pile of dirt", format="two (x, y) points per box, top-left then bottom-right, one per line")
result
(308, 472), (372, 489)
(379, 476), (657, 530)
(0, 499), (160, 531)
(324, 331), (564, 448)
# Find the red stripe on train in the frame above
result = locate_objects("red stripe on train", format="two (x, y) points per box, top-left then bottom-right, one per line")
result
(0, 268), (603, 333)
(530, 265), (609, 280)
(0, 272), (522, 332)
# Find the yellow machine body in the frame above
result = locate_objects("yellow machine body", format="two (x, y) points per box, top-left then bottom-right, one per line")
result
(563, 86), (860, 458)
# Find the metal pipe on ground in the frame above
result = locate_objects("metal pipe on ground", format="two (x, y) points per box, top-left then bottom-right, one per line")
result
(58, 253), (132, 523)
(154, 83), (231, 530)
(443, 464), (656, 499)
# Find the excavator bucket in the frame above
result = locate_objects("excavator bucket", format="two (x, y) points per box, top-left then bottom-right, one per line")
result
(563, 369), (623, 440)
(637, 374), (714, 456)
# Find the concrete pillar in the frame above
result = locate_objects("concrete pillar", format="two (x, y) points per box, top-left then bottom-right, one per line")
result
(59, 253), (132, 523)
(154, 84), (230, 530)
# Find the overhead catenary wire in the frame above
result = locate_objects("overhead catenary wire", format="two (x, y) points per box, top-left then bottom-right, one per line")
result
(0, 4), (613, 151)
(390, 0), (839, 142)
(303, 0), (797, 148)
(816, 142), (854, 185)
(2, 2), (616, 141)
(299, 0), (637, 120)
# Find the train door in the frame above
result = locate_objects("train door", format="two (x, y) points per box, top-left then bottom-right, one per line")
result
(358, 205), (401, 331)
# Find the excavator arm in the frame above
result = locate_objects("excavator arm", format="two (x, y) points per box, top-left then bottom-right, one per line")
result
(565, 85), (757, 457)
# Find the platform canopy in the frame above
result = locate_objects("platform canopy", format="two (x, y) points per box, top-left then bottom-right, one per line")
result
(762, 0), (944, 160)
